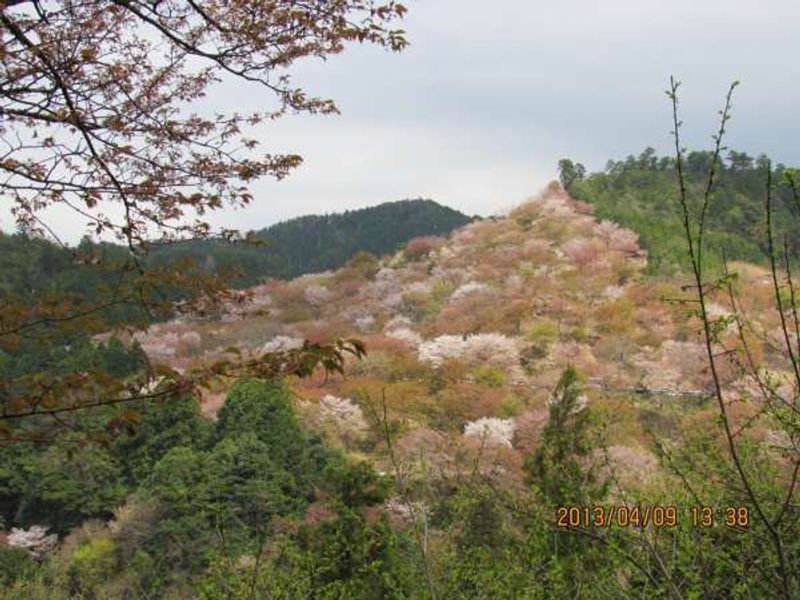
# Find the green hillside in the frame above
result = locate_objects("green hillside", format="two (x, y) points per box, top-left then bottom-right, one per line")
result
(0, 199), (470, 301)
(149, 198), (473, 285)
(560, 148), (799, 274)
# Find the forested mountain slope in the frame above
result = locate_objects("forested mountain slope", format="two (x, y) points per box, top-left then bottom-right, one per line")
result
(560, 148), (799, 274)
(0, 199), (471, 298)
(0, 233), (129, 301)
(0, 198), (468, 379)
(148, 198), (473, 285)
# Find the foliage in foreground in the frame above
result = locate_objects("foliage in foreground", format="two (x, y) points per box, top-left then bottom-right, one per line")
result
(1, 357), (799, 599)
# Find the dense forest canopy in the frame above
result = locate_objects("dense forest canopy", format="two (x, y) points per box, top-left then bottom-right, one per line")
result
(148, 198), (473, 285)
(559, 148), (799, 274)
(0, 198), (471, 299)
(0, 381), (414, 597)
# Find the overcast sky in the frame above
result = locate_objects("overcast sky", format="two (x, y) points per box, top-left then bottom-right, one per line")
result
(4, 0), (799, 242)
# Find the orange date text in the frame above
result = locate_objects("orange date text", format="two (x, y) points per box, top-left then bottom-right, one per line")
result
(556, 505), (750, 529)
(556, 505), (678, 529)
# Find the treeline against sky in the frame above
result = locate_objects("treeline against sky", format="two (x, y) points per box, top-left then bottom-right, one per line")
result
(561, 148), (799, 274)
(148, 199), (472, 286)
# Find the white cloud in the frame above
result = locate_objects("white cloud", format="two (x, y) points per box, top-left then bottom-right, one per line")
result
(3, 0), (798, 243)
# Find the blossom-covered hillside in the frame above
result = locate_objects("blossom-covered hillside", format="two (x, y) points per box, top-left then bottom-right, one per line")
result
(134, 183), (789, 495)
(7, 182), (797, 598)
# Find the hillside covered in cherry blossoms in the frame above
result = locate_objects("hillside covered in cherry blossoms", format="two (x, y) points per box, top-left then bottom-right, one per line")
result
(133, 184), (788, 495)
(3, 179), (797, 598)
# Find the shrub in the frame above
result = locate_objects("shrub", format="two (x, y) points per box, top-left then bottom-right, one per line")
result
(403, 236), (442, 261)
(524, 318), (559, 343)
(472, 366), (507, 388)
(69, 537), (118, 593)
(0, 547), (36, 586)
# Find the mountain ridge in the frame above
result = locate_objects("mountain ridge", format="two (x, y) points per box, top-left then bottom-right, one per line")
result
(148, 198), (473, 284)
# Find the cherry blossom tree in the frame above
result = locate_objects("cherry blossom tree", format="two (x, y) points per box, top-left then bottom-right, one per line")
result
(593, 220), (640, 253)
(463, 417), (515, 448)
(319, 393), (368, 440)
(304, 283), (333, 317)
(562, 237), (602, 270)
(404, 236), (442, 261)
(450, 281), (490, 301)
(417, 333), (518, 369)
(1, 0), (408, 245)
(261, 334), (305, 353)
(6, 525), (57, 559)
(0, 0), (401, 437)
(385, 327), (422, 348)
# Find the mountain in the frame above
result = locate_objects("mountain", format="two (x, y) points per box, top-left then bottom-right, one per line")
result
(0, 232), (127, 300)
(75, 183), (788, 594)
(0, 198), (470, 300)
(2, 184), (796, 597)
(148, 198), (473, 285)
